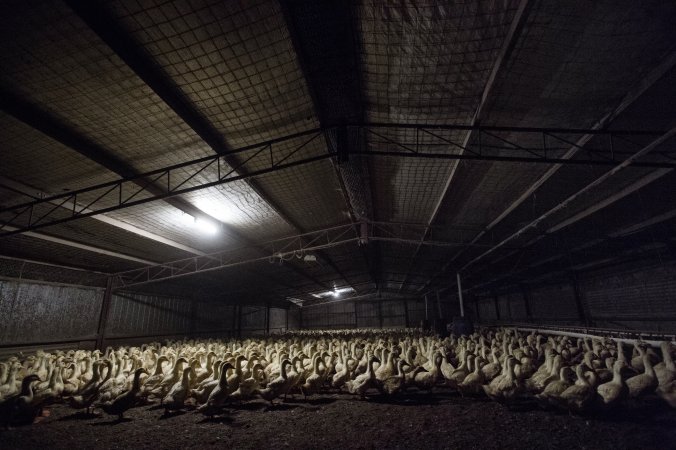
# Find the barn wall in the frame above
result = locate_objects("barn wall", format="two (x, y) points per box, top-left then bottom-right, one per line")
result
(0, 278), (103, 349)
(0, 276), (270, 351)
(471, 260), (676, 333)
(105, 291), (192, 343)
(299, 298), (461, 330)
(240, 305), (267, 336)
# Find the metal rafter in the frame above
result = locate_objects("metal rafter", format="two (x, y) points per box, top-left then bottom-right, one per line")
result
(460, 125), (676, 271)
(0, 90), (239, 243)
(65, 0), (343, 293)
(0, 129), (331, 237)
(442, 49), (676, 268)
(0, 175), (207, 257)
(109, 220), (512, 293)
(396, 0), (532, 294)
(3, 124), (669, 239)
(0, 226), (155, 265)
(418, 124), (676, 293)
(279, 0), (379, 292)
(113, 223), (360, 290)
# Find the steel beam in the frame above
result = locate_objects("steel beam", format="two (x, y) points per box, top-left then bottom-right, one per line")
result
(66, 0), (338, 293)
(280, 0), (378, 292)
(3, 225), (155, 265)
(460, 125), (676, 271)
(0, 91), (236, 241)
(406, 0), (532, 280)
(547, 168), (672, 233)
(443, 48), (676, 266)
(0, 254), (109, 276)
(0, 175), (208, 256)
(95, 277), (113, 350)
(112, 223), (360, 290)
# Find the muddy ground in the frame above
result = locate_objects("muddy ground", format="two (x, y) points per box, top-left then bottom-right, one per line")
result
(2, 388), (675, 449)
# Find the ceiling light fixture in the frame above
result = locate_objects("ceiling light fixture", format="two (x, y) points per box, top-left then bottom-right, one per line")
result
(311, 286), (355, 299)
(180, 212), (218, 236)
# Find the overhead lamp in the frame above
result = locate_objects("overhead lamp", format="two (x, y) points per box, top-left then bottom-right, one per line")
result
(310, 286), (355, 299)
(180, 212), (218, 236)
(195, 217), (218, 235)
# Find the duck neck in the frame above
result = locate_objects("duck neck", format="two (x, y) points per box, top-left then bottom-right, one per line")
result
(132, 370), (144, 391)
(21, 377), (37, 396)
(643, 355), (655, 377)
(662, 344), (675, 371)
(153, 357), (166, 376)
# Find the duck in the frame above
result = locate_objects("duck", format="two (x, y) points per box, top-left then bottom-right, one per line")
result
(447, 353), (472, 389)
(0, 374), (42, 427)
(483, 356), (522, 402)
(378, 360), (406, 396)
(148, 357), (188, 400)
(596, 360), (628, 408)
(197, 362), (235, 416)
(301, 355), (324, 398)
(555, 364), (597, 413)
(535, 366), (574, 408)
(346, 355), (380, 398)
(331, 356), (351, 390)
(375, 349), (396, 382)
(258, 359), (291, 406)
(458, 356), (485, 396)
(141, 355), (169, 394)
(0, 362), (22, 399)
(68, 360), (111, 415)
(626, 352), (658, 398)
(229, 363), (264, 403)
(162, 366), (192, 414)
(654, 342), (675, 387)
(413, 354), (443, 391)
(657, 379), (676, 408)
(191, 360), (224, 403)
(98, 368), (148, 420)
(480, 348), (502, 382)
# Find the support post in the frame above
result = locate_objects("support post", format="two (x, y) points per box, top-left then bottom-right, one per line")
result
(95, 277), (113, 350)
(436, 290), (443, 318)
(189, 298), (198, 337)
(570, 272), (590, 327)
(520, 284), (532, 321)
(456, 272), (465, 317)
(236, 305), (242, 339)
(285, 307), (289, 331)
(354, 301), (358, 328)
(231, 304), (237, 338)
(493, 292), (501, 320)
(377, 300), (383, 329)
(475, 297), (481, 322)
(299, 307), (304, 330)
(424, 295), (429, 320)
(403, 299), (410, 328)
(265, 304), (270, 336)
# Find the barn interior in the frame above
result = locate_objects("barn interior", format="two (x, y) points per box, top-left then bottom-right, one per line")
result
(1, 1), (676, 448)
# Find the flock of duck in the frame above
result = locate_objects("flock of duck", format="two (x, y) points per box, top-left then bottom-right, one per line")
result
(0, 327), (674, 426)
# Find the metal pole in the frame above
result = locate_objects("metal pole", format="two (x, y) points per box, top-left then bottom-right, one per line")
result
(456, 272), (465, 317)
(265, 304), (270, 336)
(436, 290), (443, 318)
(403, 299), (410, 328)
(95, 277), (113, 351)
(424, 295), (428, 320)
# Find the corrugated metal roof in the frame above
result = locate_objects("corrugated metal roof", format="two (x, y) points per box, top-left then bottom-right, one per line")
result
(1, 0), (675, 303)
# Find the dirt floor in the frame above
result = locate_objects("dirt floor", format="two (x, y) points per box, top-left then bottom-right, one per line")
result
(2, 388), (675, 450)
